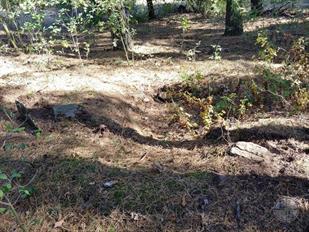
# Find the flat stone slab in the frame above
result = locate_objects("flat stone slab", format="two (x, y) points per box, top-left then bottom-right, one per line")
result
(52, 104), (80, 119)
(230, 141), (275, 163)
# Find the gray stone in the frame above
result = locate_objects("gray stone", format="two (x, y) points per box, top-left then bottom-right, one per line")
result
(273, 196), (300, 223)
(52, 104), (80, 119)
(230, 141), (275, 163)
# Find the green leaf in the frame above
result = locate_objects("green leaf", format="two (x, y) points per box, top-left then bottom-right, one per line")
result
(16, 143), (28, 150)
(4, 123), (14, 132)
(11, 127), (25, 133)
(0, 208), (6, 214)
(3, 143), (14, 151)
(34, 129), (42, 139)
(0, 173), (8, 180)
(11, 170), (22, 179)
(19, 187), (33, 198)
(0, 190), (4, 200)
(1, 183), (12, 193)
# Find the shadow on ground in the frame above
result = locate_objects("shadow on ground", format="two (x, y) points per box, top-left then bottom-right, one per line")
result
(0, 86), (308, 231)
(0, 154), (308, 231)
(1, 87), (308, 151)
(126, 14), (309, 62)
(1, 14), (308, 62)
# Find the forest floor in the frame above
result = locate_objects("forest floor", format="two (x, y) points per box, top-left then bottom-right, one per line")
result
(0, 13), (309, 231)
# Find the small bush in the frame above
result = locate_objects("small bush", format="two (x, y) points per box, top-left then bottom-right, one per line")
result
(164, 36), (308, 134)
(209, 44), (222, 60)
(256, 32), (278, 62)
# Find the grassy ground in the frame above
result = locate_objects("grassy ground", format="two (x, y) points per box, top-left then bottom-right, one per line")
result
(0, 13), (309, 232)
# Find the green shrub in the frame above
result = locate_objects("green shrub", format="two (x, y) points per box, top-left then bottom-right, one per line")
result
(0, 168), (35, 232)
(165, 36), (308, 134)
(0, 0), (134, 59)
(256, 32), (278, 62)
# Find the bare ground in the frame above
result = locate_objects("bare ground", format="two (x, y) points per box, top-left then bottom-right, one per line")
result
(0, 14), (308, 232)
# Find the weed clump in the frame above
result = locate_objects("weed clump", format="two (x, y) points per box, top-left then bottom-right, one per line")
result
(162, 37), (308, 135)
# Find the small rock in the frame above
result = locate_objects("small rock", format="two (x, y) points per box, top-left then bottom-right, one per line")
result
(103, 180), (118, 188)
(131, 212), (140, 221)
(54, 219), (65, 228)
(143, 98), (150, 103)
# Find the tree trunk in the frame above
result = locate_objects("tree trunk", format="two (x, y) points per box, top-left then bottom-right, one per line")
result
(251, 0), (263, 15)
(224, 0), (243, 36)
(146, 0), (156, 20)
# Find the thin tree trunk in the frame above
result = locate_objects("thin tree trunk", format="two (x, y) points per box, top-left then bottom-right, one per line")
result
(146, 0), (156, 20)
(111, 6), (133, 52)
(224, 0), (243, 36)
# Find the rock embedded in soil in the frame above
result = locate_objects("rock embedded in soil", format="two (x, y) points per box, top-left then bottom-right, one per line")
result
(273, 196), (301, 223)
(52, 104), (80, 119)
(230, 141), (275, 163)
